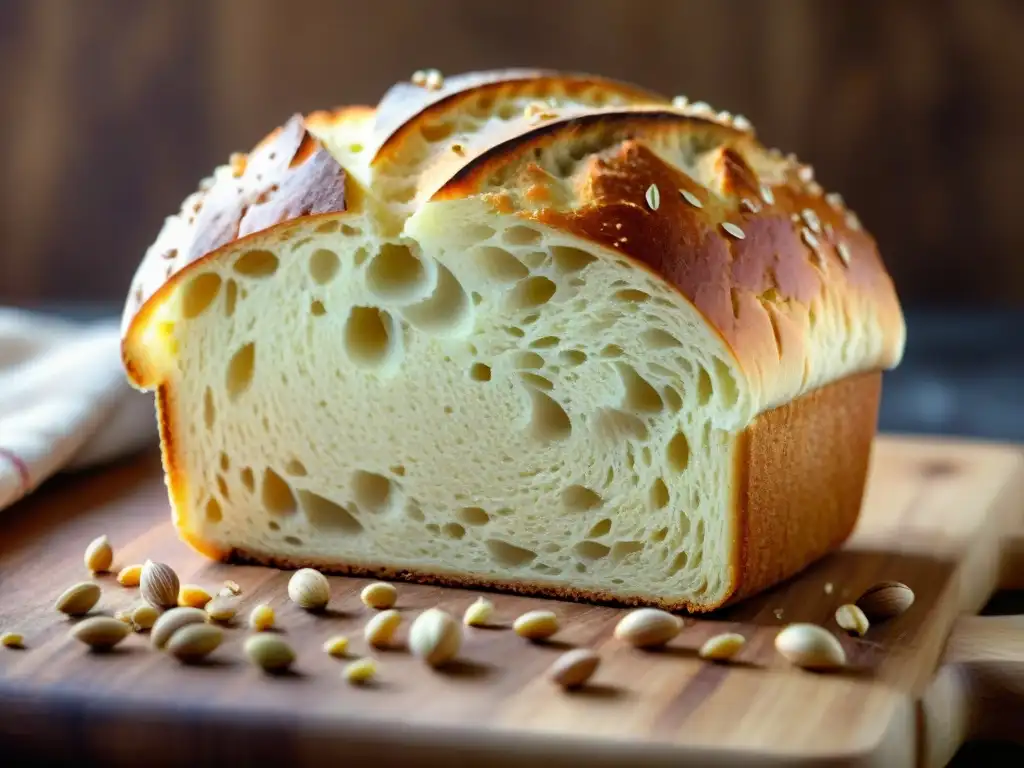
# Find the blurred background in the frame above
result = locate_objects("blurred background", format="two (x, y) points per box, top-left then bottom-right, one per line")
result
(1, 0), (1022, 439)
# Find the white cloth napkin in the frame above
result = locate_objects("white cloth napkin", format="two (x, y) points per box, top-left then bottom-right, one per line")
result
(0, 309), (158, 512)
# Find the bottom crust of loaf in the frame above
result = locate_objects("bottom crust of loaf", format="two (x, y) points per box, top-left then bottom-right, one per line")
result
(204, 372), (883, 613)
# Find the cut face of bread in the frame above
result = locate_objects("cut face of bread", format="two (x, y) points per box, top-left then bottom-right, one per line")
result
(123, 71), (905, 612)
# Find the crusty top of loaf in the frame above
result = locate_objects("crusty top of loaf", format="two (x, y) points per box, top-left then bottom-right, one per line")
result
(122, 69), (905, 410)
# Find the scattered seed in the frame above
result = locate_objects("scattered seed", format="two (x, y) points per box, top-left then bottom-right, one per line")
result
(343, 657), (377, 685)
(205, 596), (240, 622)
(732, 114), (752, 131)
(178, 584), (213, 609)
(836, 242), (852, 265)
(513, 610), (559, 641)
(463, 597), (494, 627)
(117, 564), (143, 587)
(151, 607), (208, 649)
(721, 222), (745, 239)
(717, 110), (733, 124)
(835, 604), (870, 636)
(680, 189), (703, 209)
(71, 616), (131, 651)
(807, 181), (823, 196)
(1, 632), (24, 649)
(613, 609), (682, 648)
(825, 192), (844, 209)
(760, 185), (775, 205)
(323, 635), (350, 657)
(131, 603), (161, 631)
(84, 535), (113, 573)
(699, 632), (746, 661)
(166, 623), (222, 663)
(689, 101), (712, 115)
(801, 208), (822, 234)
(645, 183), (661, 211)
(411, 70), (427, 86)
(846, 211), (862, 231)
(365, 609), (402, 649)
(360, 582), (398, 610)
(801, 228), (820, 251)
(245, 633), (296, 673)
(740, 198), (760, 214)
(423, 69), (444, 91)
(409, 608), (461, 667)
(249, 604), (275, 632)
(856, 582), (914, 621)
(140, 561), (180, 609)
(55, 582), (101, 617)
(797, 165), (814, 183)
(671, 95), (689, 109)
(288, 568), (330, 611)
(824, 582), (835, 595)
(775, 623), (846, 671)
(548, 649), (600, 688)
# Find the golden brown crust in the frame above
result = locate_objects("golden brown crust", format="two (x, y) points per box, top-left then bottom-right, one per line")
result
(121, 114), (347, 345)
(173, 373), (881, 613)
(729, 371), (881, 604)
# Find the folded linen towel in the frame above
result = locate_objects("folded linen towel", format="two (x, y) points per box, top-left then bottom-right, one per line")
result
(0, 309), (157, 512)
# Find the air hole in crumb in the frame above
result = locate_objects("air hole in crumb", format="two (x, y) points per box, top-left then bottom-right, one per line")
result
(219, 452), (230, 471)
(616, 363), (663, 413)
(521, 312), (540, 325)
(352, 470), (392, 512)
(426, 523), (440, 534)
(367, 243), (430, 303)
(341, 224), (361, 236)
(205, 497), (223, 523)
(343, 307), (397, 368)
(485, 539), (537, 567)
(669, 551), (689, 574)
(695, 519), (706, 547)
(442, 523), (466, 540)
(310, 299), (327, 316)
(469, 363), (492, 382)
(216, 475), (230, 500)
(697, 366), (714, 405)
(559, 350), (587, 366)
(663, 387), (683, 412)
(519, 372), (553, 390)
(226, 342), (256, 400)
(471, 292), (483, 305)
(594, 408), (648, 442)
(405, 503), (425, 522)
(513, 351), (545, 369)
(262, 468), (296, 515)
(574, 541), (610, 560)
(507, 276), (556, 311)
(527, 389), (571, 443)
(600, 344), (624, 358)
(403, 264), (472, 334)
(562, 485), (603, 511)
(268, 521), (280, 531)
(503, 226), (542, 246)
(203, 387), (216, 429)
(240, 467), (255, 492)
(390, 465), (406, 477)
(285, 458), (308, 476)
(714, 357), (739, 408)
(614, 289), (650, 303)
(650, 478), (669, 509)
(457, 507), (491, 526)
(641, 328), (681, 348)
(420, 121), (454, 142)
(575, 562), (586, 573)
(224, 279), (238, 317)
(233, 249), (279, 277)
(506, 326), (526, 338)
(652, 527), (668, 542)
(298, 490), (363, 532)
(542, 542), (560, 554)
(521, 251), (547, 269)
(470, 246), (528, 282)
(284, 535), (303, 546)
(586, 518), (612, 538)
(181, 273), (222, 318)
(666, 432), (691, 472)
(353, 247), (369, 266)
(611, 540), (644, 562)
(551, 245), (596, 273)
(530, 336), (560, 349)
(315, 220), (339, 233)
(308, 248), (341, 285)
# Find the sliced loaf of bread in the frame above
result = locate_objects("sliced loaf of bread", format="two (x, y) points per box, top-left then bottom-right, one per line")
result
(121, 70), (905, 611)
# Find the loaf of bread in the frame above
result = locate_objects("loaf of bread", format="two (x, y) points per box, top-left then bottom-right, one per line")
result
(121, 69), (905, 612)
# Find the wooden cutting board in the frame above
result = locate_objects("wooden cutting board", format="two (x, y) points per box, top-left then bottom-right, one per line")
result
(1, 435), (1022, 767)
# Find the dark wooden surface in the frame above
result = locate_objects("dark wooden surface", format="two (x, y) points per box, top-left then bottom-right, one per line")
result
(1, 0), (1023, 307)
(0, 436), (1022, 766)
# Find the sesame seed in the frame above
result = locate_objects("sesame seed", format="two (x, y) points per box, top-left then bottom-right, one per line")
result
(672, 95), (689, 109)
(823, 222), (834, 239)
(798, 165), (814, 183)
(741, 198), (760, 214)
(760, 185), (775, 205)
(807, 181), (823, 196)
(411, 70), (428, 86)
(785, 152), (799, 164)
(689, 101), (712, 115)
(825, 192), (844, 210)
(801, 208), (822, 234)
(680, 189), (703, 209)
(717, 110), (733, 124)
(801, 227), (820, 250)
(721, 222), (745, 239)
(846, 211), (862, 231)
(732, 114), (752, 131)
(791, 213), (801, 223)
(645, 183), (661, 211)
(836, 242), (852, 265)
(615, 222), (623, 230)
(423, 69), (444, 91)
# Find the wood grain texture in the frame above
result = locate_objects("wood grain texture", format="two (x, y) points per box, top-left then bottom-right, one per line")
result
(1, 0), (1023, 306)
(0, 436), (1022, 766)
